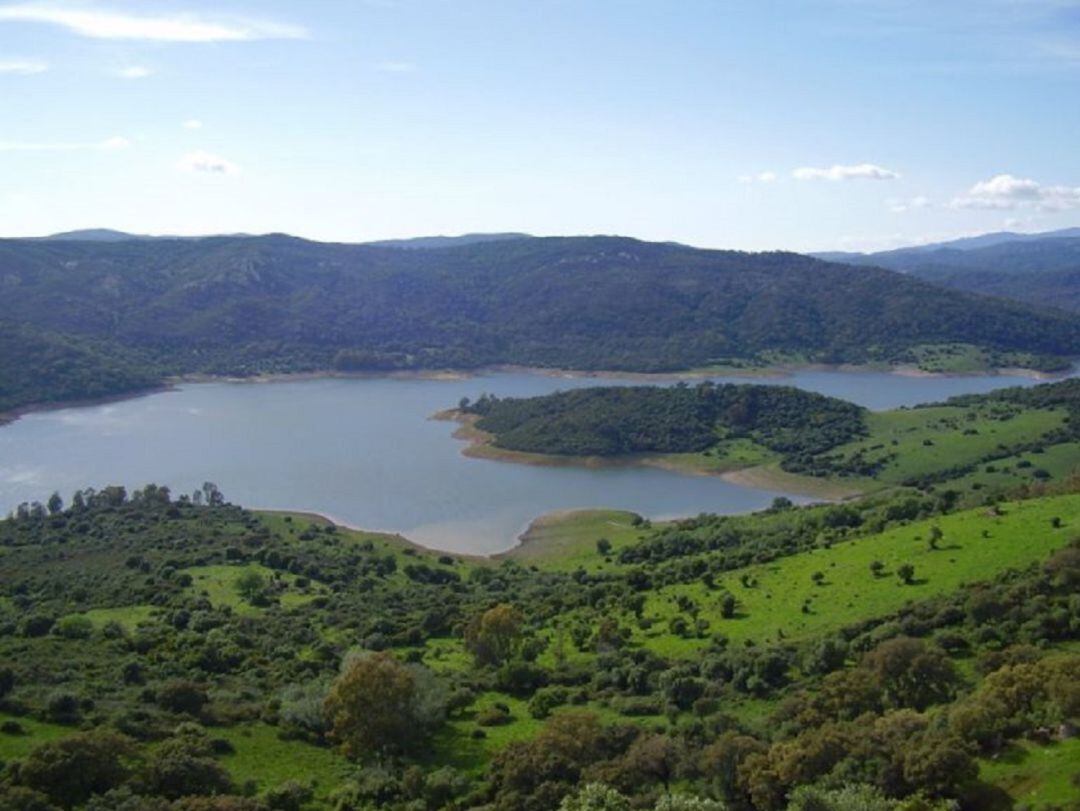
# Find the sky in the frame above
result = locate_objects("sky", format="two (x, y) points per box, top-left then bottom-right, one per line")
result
(0, 0), (1078, 252)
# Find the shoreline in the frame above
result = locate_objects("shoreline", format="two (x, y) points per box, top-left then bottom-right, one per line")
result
(1, 360), (1072, 427)
(434, 409), (869, 500)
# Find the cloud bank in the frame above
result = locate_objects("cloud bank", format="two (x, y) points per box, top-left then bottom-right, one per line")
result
(951, 173), (1080, 211)
(793, 163), (900, 181)
(0, 4), (307, 42)
(0, 58), (47, 73)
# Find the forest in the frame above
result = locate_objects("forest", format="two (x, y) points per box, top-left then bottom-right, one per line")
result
(460, 383), (866, 461)
(1, 234), (1079, 416)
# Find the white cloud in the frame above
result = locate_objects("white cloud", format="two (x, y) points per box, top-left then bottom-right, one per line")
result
(0, 134), (129, 151)
(738, 171), (778, 184)
(950, 173), (1080, 211)
(793, 163), (901, 181)
(0, 58), (47, 74)
(0, 4), (307, 42)
(375, 60), (416, 73)
(182, 119), (203, 130)
(887, 195), (932, 213)
(178, 150), (240, 175)
(114, 65), (151, 79)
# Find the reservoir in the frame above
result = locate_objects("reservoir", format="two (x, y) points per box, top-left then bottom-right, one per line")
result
(0, 368), (1066, 554)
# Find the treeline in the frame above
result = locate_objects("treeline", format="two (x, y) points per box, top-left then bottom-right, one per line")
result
(462, 382), (866, 465)
(2, 233), (1079, 413)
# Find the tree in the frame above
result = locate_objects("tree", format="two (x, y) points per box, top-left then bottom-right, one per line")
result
(862, 638), (958, 710)
(157, 681), (208, 715)
(928, 526), (943, 551)
(141, 727), (234, 800)
(902, 734), (978, 798)
(234, 570), (267, 604)
(0, 665), (15, 699)
(719, 593), (737, 619)
(464, 604), (524, 667)
(787, 783), (895, 811)
(46, 492), (63, 515)
(15, 731), (133, 808)
(559, 783), (631, 811)
(897, 563), (915, 585)
(870, 560), (885, 578)
(622, 734), (681, 791)
(324, 651), (445, 759)
(654, 796), (728, 811)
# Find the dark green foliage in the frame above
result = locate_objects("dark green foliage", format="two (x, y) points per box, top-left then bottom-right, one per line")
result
(12, 730), (133, 808)
(2, 235), (1078, 413)
(464, 381), (866, 464)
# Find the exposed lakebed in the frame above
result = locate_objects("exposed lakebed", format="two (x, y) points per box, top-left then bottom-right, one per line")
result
(0, 368), (1069, 554)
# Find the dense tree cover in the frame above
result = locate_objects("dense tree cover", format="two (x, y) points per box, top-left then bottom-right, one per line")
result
(462, 383), (866, 464)
(2, 234), (1078, 415)
(0, 476), (1078, 809)
(0, 323), (160, 414)
(826, 236), (1080, 313)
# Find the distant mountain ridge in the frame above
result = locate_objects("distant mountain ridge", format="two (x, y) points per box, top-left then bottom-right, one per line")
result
(364, 232), (532, 249)
(38, 229), (534, 249)
(0, 232), (1077, 414)
(815, 228), (1080, 312)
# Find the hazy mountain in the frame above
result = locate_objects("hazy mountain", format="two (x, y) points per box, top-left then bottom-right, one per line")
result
(815, 229), (1080, 312)
(365, 232), (532, 249)
(43, 228), (148, 242)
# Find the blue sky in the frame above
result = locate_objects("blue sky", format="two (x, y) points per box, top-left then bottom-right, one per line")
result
(1, 0), (1078, 251)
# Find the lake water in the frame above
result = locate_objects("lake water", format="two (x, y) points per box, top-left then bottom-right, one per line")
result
(0, 368), (1069, 554)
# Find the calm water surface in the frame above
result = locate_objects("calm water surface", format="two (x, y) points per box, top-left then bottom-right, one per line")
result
(0, 369), (1068, 554)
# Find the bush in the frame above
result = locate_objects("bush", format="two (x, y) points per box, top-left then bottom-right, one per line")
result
(53, 615), (94, 640)
(15, 730), (133, 807)
(476, 706), (513, 726)
(157, 681), (208, 715)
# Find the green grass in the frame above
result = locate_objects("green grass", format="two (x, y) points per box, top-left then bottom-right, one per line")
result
(216, 723), (352, 799)
(181, 564), (325, 616)
(830, 405), (1067, 484)
(0, 712), (72, 761)
(943, 441), (1080, 495)
(257, 511), (478, 570)
(647, 438), (778, 476)
(980, 738), (1080, 809)
(82, 604), (158, 630)
(502, 509), (648, 571)
(632, 494), (1080, 656)
(908, 343), (993, 373)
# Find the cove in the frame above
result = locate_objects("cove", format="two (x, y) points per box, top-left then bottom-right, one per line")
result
(0, 368), (1069, 555)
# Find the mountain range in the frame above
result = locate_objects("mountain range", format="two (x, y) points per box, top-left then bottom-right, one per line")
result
(816, 228), (1080, 312)
(1, 232), (1078, 414)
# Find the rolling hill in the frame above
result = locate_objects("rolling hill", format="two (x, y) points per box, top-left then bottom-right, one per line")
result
(0, 234), (1078, 413)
